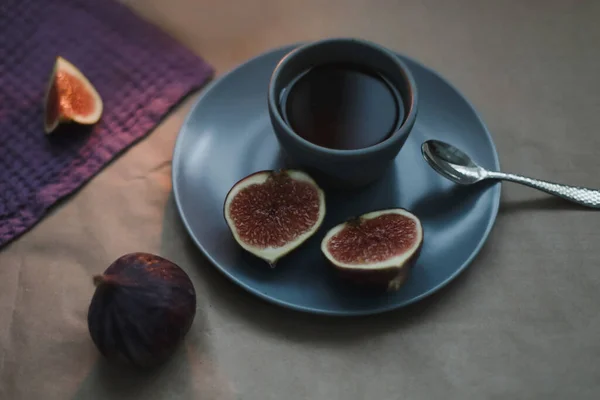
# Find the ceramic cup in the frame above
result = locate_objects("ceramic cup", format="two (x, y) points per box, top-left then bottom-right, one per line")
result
(267, 37), (419, 188)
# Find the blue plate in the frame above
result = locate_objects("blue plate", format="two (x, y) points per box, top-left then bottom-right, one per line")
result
(172, 44), (501, 316)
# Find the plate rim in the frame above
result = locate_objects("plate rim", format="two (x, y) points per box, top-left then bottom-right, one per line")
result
(171, 42), (501, 316)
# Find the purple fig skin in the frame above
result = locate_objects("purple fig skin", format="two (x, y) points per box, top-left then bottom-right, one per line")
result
(332, 240), (423, 292)
(87, 252), (196, 368)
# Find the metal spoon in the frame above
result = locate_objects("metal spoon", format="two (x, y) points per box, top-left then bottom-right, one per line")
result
(421, 139), (600, 209)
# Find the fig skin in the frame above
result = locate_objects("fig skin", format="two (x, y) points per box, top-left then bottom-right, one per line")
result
(322, 208), (424, 292)
(87, 252), (196, 368)
(333, 240), (422, 292)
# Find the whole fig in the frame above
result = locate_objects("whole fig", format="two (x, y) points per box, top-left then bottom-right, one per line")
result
(87, 252), (196, 368)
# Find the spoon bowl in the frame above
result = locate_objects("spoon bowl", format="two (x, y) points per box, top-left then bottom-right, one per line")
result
(421, 139), (600, 209)
(421, 140), (486, 185)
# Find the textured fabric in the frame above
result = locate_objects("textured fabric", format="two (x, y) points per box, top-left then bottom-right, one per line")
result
(0, 0), (213, 248)
(2, 2), (600, 400)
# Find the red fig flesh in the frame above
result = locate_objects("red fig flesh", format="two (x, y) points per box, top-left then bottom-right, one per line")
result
(321, 208), (423, 291)
(224, 169), (326, 266)
(44, 56), (103, 134)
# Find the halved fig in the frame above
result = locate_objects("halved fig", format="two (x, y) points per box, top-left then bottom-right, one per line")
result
(321, 208), (423, 291)
(224, 169), (326, 267)
(44, 56), (103, 134)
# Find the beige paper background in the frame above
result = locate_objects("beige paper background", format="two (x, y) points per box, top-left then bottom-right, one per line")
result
(1, 0), (600, 399)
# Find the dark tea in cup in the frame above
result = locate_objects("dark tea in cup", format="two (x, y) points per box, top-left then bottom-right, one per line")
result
(267, 38), (418, 188)
(279, 63), (404, 150)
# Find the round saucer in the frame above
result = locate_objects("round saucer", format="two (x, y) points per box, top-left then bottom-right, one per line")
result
(172, 44), (500, 316)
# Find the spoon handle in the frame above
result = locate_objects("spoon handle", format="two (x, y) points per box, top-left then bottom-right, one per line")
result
(486, 171), (600, 208)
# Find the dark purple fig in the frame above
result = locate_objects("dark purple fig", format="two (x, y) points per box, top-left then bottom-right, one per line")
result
(87, 252), (196, 368)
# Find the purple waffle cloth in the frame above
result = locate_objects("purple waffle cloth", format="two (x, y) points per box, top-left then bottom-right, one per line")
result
(0, 0), (214, 248)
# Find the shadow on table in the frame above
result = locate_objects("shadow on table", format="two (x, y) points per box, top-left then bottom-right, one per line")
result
(70, 282), (234, 399)
(158, 192), (494, 346)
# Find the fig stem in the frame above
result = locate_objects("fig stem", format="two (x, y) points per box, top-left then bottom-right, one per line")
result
(93, 275), (106, 287)
(93, 274), (119, 287)
(347, 216), (363, 227)
(269, 170), (289, 182)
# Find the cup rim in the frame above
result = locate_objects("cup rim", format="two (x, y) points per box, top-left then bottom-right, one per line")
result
(267, 37), (419, 158)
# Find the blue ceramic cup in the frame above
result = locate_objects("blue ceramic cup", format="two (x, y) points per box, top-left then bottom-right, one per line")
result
(267, 38), (419, 188)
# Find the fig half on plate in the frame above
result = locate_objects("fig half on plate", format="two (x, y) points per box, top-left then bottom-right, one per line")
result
(321, 208), (423, 291)
(224, 169), (326, 267)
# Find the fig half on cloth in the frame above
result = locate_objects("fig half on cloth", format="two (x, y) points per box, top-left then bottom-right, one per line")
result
(224, 169), (326, 267)
(44, 56), (103, 134)
(321, 208), (423, 291)
(87, 253), (196, 368)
